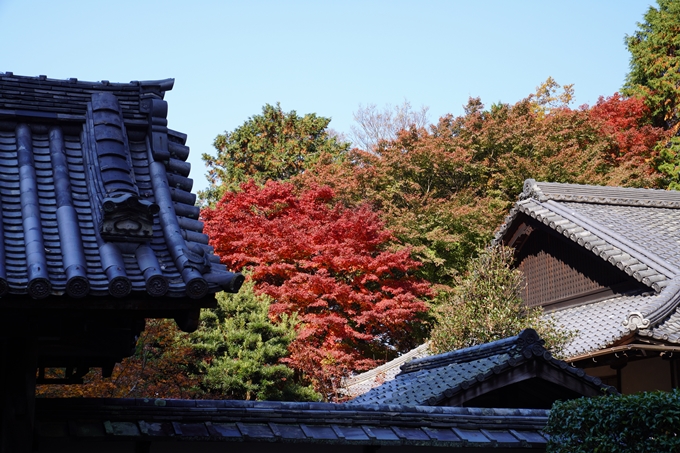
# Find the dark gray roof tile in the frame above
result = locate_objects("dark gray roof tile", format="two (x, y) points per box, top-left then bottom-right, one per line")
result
(350, 330), (614, 406)
(35, 397), (550, 448)
(0, 73), (244, 300)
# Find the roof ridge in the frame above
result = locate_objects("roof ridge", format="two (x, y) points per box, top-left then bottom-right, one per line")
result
(0, 71), (174, 90)
(421, 342), (617, 406)
(544, 200), (680, 278)
(624, 277), (680, 332)
(523, 179), (680, 208)
(37, 396), (551, 417)
(399, 329), (541, 374)
(349, 329), (616, 407)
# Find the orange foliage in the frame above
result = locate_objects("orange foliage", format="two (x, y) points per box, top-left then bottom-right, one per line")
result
(36, 319), (199, 399)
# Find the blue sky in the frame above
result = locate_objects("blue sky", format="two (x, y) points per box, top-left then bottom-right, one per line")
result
(0, 1), (654, 192)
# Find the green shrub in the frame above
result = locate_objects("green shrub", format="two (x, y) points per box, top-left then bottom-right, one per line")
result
(546, 390), (680, 452)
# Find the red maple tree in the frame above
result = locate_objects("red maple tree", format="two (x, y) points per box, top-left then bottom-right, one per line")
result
(202, 181), (431, 396)
(589, 93), (669, 164)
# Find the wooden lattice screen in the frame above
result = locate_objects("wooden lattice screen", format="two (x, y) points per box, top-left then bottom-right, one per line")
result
(517, 229), (639, 309)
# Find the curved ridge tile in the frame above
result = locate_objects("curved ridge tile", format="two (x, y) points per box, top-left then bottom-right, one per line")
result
(49, 127), (90, 298)
(149, 158), (208, 299)
(144, 97), (209, 299)
(91, 92), (138, 196)
(16, 124), (51, 298)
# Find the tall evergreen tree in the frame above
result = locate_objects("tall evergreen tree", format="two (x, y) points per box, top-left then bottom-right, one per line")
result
(429, 246), (573, 357)
(622, 0), (680, 189)
(623, 0), (680, 130)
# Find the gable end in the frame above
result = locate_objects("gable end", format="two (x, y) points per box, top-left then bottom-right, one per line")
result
(513, 221), (647, 310)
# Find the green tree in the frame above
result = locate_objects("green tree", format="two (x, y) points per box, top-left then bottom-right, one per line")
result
(429, 246), (574, 357)
(622, 0), (680, 189)
(187, 280), (320, 401)
(201, 103), (350, 203)
(623, 0), (680, 129)
(38, 282), (321, 401)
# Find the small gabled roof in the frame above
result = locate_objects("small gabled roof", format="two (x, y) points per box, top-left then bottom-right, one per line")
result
(349, 329), (615, 408)
(495, 180), (680, 357)
(36, 397), (551, 450)
(0, 72), (243, 301)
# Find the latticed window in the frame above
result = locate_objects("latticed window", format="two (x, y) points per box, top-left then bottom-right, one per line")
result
(516, 228), (640, 309)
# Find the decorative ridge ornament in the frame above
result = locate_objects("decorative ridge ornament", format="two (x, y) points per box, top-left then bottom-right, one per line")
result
(0, 72), (244, 298)
(100, 193), (160, 241)
(521, 179), (546, 201)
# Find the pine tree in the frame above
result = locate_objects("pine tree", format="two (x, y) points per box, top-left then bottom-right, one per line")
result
(187, 280), (320, 401)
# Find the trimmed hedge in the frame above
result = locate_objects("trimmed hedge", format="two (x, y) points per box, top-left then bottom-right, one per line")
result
(545, 389), (680, 452)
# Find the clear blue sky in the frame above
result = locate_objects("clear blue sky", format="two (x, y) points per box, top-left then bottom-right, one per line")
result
(0, 0), (654, 193)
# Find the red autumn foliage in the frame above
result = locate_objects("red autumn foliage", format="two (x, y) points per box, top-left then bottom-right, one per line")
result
(202, 180), (431, 396)
(590, 93), (669, 164)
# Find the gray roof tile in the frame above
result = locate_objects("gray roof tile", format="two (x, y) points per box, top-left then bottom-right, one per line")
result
(546, 292), (660, 356)
(495, 179), (680, 357)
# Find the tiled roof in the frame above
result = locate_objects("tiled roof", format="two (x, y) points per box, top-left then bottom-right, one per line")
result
(349, 329), (615, 407)
(36, 397), (550, 450)
(0, 72), (243, 300)
(494, 179), (680, 356)
(547, 292), (663, 357)
(341, 342), (431, 398)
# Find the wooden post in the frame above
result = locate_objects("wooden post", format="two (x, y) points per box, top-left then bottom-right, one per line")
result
(0, 338), (37, 453)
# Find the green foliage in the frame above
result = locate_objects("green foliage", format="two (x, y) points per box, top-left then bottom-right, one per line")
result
(546, 390), (680, 452)
(623, 0), (680, 129)
(657, 136), (680, 189)
(622, 0), (680, 189)
(429, 246), (573, 357)
(201, 103), (349, 204)
(187, 280), (320, 401)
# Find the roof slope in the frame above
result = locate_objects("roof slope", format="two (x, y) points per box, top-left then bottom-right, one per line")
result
(0, 72), (243, 301)
(341, 342), (431, 398)
(349, 329), (614, 407)
(495, 179), (680, 357)
(36, 397), (550, 450)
